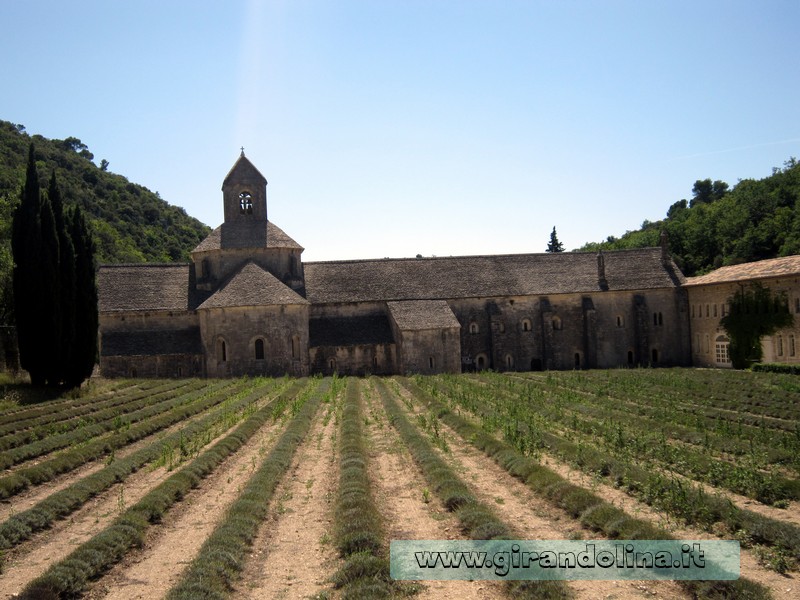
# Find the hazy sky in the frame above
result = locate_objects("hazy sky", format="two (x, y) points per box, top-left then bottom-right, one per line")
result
(2, 1), (799, 261)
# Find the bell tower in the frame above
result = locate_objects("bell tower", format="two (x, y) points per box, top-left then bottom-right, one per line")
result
(222, 150), (267, 223)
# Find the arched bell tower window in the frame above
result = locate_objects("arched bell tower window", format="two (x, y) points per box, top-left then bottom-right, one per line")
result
(239, 191), (253, 215)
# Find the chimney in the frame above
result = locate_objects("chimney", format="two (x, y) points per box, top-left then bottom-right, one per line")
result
(660, 230), (669, 264)
(597, 250), (608, 291)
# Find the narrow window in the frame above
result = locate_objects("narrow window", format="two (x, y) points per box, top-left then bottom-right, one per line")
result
(616, 315), (624, 328)
(627, 350), (634, 365)
(178, 367), (183, 377)
(505, 354), (514, 368)
(498, 321), (505, 333)
(574, 352), (581, 368)
(796, 298), (800, 313)
(777, 335), (784, 357)
(469, 321), (479, 334)
(790, 335), (796, 357)
(476, 354), (486, 370)
(658, 312), (663, 326)
(254, 339), (265, 360)
(706, 304), (710, 317)
(373, 356), (378, 368)
(429, 356), (435, 369)
(217, 339), (227, 362)
(521, 319), (532, 332)
(329, 358), (336, 371)
(704, 334), (710, 354)
(130, 367), (137, 378)
(291, 335), (300, 359)
(552, 316), (562, 330)
(651, 348), (659, 363)
(713, 304), (718, 318)
(653, 312), (658, 326)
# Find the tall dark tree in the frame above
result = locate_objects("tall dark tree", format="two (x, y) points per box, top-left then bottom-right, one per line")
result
(11, 145), (45, 384)
(720, 283), (794, 368)
(546, 226), (565, 253)
(67, 205), (98, 387)
(48, 173), (76, 385)
(11, 145), (98, 387)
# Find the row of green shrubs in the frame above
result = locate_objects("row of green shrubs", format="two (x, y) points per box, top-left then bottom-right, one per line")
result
(18, 379), (316, 599)
(374, 378), (571, 600)
(165, 377), (333, 599)
(0, 378), (289, 551)
(0, 379), (142, 428)
(0, 379), (245, 500)
(0, 379), (172, 439)
(0, 380), (210, 467)
(752, 363), (800, 375)
(330, 379), (402, 599)
(400, 377), (772, 600)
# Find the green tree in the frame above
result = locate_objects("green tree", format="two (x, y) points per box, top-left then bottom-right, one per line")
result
(720, 283), (794, 368)
(546, 226), (564, 253)
(67, 205), (98, 387)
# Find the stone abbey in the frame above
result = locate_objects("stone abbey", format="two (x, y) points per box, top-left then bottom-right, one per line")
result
(97, 154), (800, 377)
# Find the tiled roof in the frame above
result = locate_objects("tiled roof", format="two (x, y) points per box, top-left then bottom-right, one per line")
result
(388, 300), (461, 331)
(98, 264), (192, 312)
(192, 221), (303, 252)
(304, 248), (683, 304)
(309, 315), (394, 346)
(684, 255), (800, 286)
(198, 261), (309, 310)
(102, 328), (202, 356)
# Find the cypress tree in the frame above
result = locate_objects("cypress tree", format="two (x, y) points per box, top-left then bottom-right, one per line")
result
(67, 205), (98, 387)
(48, 173), (76, 385)
(38, 186), (61, 385)
(11, 145), (44, 385)
(546, 226), (565, 253)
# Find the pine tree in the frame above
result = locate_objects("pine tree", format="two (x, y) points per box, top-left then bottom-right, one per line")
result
(546, 226), (564, 253)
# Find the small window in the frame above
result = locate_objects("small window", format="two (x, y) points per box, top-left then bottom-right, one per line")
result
(498, 321), (505, 333)
(777, 335), (784, 357)
(790, 335), (796, 357)
(574, 352), (581, 368)
(653, 312), (658, 326)
(505, 354), (514, 368)
(217, 339), (227, 362)
(373, 356), (379, 368)
(239, 191), (253, 214)
(616, 315), (624, 328)
(713, 304), (718, 318)
(476, 354), (487, 370)
(651, 348), (659, 363)
(429, 356), (435, 369)
(329, 358), (336, 370)
(627, 350), (634, 365)
(130, 367), (137, 378)
(552, 316), (562, 331)
(704, 334), (710, 354)
(469, 321), (479, 334)
(254, 338), (265, 360)
(706, 304), (710, 317)
(291, 335), (300, 359)
(521, 319), (532, 332)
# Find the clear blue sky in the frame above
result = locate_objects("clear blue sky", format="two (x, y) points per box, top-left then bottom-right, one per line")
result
(2, 1), (799, 261)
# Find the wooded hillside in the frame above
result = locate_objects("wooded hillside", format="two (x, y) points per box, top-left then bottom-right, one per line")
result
(580, 159), (800, 277)
(0, 120), (211, 324)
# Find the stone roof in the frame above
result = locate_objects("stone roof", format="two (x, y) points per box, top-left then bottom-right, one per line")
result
(304, 248), (684, 304)
(222, 154), (267, 187)
(102, 328), (203, 356)
(309, 315), (394, 346)
(388, 300), (461, 331)
(98, 264), (192, 312)
(684, 255), (800, 287)
(198, 261), (309, 310)
(192, 221), (303, 253)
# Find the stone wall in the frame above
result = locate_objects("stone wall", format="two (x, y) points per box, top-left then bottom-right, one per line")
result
(199, 304), (309, 377)
(309, 343), (396, 376)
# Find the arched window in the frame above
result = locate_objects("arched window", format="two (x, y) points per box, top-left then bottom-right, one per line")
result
(521, 319), (532, 332)
(373, 356), (379, 368)
(616, 315), (624, 328)
(254, 338), (265, 360)
(329, 358), (336, 371)
(552, 316), (562, 331)
(777, 335), (784, 357)
(498, 321), (505, 333)
(469, 321), (479, 334)
(505, 354), (514, 369)
(239, 191), (253, 214)
(715, 335), (731, 364)
(790, 334), (796, 357)
(475, 353), (487, 370)
(217, 338), (227, 362)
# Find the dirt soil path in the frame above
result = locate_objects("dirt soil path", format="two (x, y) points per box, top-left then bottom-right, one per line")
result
(86, 407), (289, 599)
(393, 381), (689, 600)
(233, 397), (340, 599)
(0, 395), (273, 598)
(538, 451), (797, 600)
(362, 381), (506, 600)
